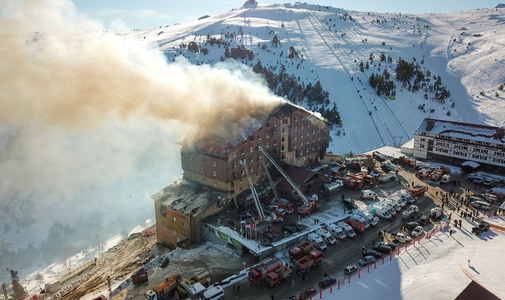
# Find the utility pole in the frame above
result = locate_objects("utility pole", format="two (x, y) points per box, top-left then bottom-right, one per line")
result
(95, 234), (101, 257)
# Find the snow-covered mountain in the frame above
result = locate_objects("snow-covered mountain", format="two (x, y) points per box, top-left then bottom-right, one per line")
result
(122, 3), (505, 153)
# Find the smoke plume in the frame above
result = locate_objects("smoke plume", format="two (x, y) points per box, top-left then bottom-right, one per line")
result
(0, 0), (282, 254)
(0, 0), (282, 140)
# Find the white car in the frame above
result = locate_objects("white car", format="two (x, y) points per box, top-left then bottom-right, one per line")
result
(411, 226), (423, 237)
(408, 205), (419, 213)
(402, 209), (415, 219)
(467, 173), (479, 179)
(394, 232), (412, 243)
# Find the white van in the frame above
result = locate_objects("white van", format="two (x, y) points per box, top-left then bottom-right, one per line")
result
(337, 222), (356, 238)
(471, 200), (490, 210)
(397, 190), (415, 203)
(381, 199), (401, 212)
(441, 174), (451, 183)
(484, 193), (498, 203)
(203, 286), (225, 300)
(360, 190), (378, 200)
(387, 196), (406, 207)
(369, 204), (392, 219)
(356, 210), (379, 226)
(327, 224), (346, 240)
(350, 214), (370, 228)
(308, 233), (327, 250)
(315, 228), (337, 245)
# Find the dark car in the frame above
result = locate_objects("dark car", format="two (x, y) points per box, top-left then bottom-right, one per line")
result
(160, 257), (170, 268)
(291, 223), (307, 232)
(299, 287), (317, 300)
(318, 276), (337, 289)
(384, 242), (398, 251)
(404, 222), (420, 231)
(284, 297), (298, 300)
(373, 244), (392, 254)
(282, 224), (297, 234)
(358, 255), (376, 266)
(344, 265), (358, 275)
(418, 214), (430, 225)
(363, 250), (383, 259)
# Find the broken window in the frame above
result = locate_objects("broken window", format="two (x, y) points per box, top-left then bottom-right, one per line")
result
(160, 204), (167, 217)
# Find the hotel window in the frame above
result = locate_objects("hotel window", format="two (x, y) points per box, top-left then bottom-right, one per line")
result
(274, 121), (277, 127)
(295, 117), (298, 122)
(273, 140), (277, 146)
(202, 177), (206, 182)
(266, 123), (270, 128)
(301, 124), (304, 129)
(294, 134), (298, 140)
(232, 152), (236, 157)
(214, 181), (217, 187)
(250, 147), (253, 153)
(213, 171), (217, 177)
(212, 161), (216, 167)
(201, 167), (205, 173)
(258, 135), (262, 140)
(266, 133), (269, 138)
(295, 125), (298, 130)
(281, 137), (285, 143)
(313, 129), (316, 134)
(281, 145), (285, 152)
(307, 122), (310, 127)
(233, 162), (237, 168)
(281, 128), (286, 134)
(266, 142), (270, 148)
(241, 149), (245, 155)
(250, 136), (254, 142)
(282, 118), (288, 125)
(250, 156), (254, 162)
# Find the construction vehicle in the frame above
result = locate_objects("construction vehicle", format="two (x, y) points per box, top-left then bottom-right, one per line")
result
(266, 265), (292, 287)
(408, 185), (428, 197)
(398, 156), (417, 167)
(177, 279), (206, 299)
(342, 177), (363, 189)
(145, 275), (181, 300)
(295, 249), (323, 274)
(289, 241), (314, 262)
(258, 146), (318, 216)
(248, 257), (283, 286)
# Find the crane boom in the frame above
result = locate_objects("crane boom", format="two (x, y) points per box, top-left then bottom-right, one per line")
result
(258, 146), (310, 207)
(240, 159), (266, 220)
(259, 157), (280, 202)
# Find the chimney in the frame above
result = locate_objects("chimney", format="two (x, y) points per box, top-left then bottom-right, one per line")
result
(497, 127), (505, 137)
(426, 119), (435, 131)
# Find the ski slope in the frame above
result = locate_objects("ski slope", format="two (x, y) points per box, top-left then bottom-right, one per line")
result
(123, 3), (505, 154)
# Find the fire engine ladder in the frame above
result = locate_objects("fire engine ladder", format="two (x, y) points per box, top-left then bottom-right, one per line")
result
(258, 146), (310, 208)
(240, 158), (266, 221)
(259, 157), (280, 202)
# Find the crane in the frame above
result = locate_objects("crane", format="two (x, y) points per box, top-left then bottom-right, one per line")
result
(240, 158), (266, 221)
(258, 146), (318, 215)
(259, 156), (280, 202)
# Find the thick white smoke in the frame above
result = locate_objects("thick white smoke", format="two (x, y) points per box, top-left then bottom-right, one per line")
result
(0, 0), (282, 254)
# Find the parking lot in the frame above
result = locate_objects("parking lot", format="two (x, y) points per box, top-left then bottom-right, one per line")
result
(223, 162), (459, 300)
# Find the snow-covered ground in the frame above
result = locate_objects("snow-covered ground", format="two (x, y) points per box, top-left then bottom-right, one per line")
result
(2, 1), (505, 295)
(318, 215), (505, 300)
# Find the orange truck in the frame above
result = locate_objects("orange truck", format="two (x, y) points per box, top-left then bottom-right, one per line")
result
(248, 257), (283, 286)
(295, 249), (323, 274)
(266, 265), (292, 287)
(289, 241), (314, 262)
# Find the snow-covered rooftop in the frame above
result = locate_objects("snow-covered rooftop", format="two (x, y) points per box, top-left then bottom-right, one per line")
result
(415, 118), (505, 146)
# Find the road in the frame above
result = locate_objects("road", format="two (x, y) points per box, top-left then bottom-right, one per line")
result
(225, 165), (461, 300)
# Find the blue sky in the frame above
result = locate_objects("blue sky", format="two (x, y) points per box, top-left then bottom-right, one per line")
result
(72, 0), (501, 30)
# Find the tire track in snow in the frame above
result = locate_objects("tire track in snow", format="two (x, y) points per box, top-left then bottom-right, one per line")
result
(308, 10), (411, 141)
(303, 10), (388, 145)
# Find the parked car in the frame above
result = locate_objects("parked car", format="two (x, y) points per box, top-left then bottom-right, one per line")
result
(473, 177), (483, 185)
(373, 244), (393, 254)
(411, 226), (424, 237)
(282, 224), (297, 234)
(358, 255), (376, 266)
(404, 222), (420, 231)
(408, 205), (419, 213)
(384, 242), (398, 251)
(402, 209), (415, 219)
(363, 250), (382, 259)
(318, 276), (337, 289)
(467, 173), (479, 179)
(344, 265), (358, 275)
(393, 232), (412, 243)
(299, 287), (317, 300)
(160, 257), (170, 268)
(418, 214), (430, 225)
(483, 178), (493, 186)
